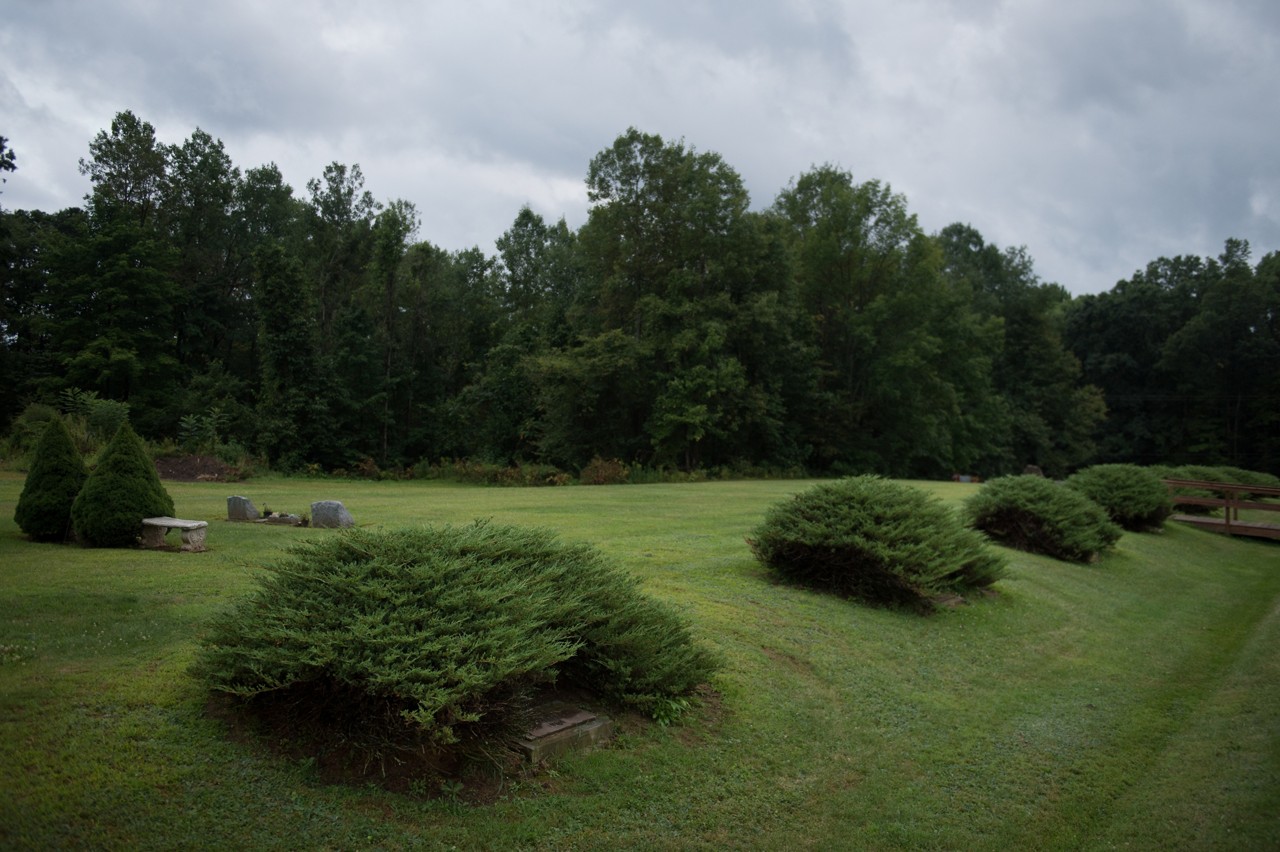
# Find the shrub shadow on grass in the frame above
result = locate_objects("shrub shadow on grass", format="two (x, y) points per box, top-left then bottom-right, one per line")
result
(202, 680), (722, 804)
(204, 689), (519, 803)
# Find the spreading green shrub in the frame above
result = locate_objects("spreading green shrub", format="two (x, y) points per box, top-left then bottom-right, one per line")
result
(1147, 464), (1280, 514)
(13, 417), (88, 542)
(747, 476), (1005, 610)
(1204, 466), (1280, 499)
(1065, 464), (1172, 532)
(192, 523), (719, 757)
(71, 422), (175, 547)
(965, 475), (1122, 562)
(1147, 464), (1221, 515)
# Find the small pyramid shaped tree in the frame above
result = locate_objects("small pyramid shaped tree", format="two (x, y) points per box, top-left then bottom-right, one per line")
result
(72, 421), (175, 548)
(14, 416), (88, 542)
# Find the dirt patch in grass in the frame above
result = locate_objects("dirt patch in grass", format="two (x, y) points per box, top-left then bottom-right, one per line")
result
(762, 645), (818, 676)
(674, 684), (728, 748)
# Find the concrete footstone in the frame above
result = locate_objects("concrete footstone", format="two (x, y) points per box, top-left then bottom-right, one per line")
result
(514, 702), (615, 764)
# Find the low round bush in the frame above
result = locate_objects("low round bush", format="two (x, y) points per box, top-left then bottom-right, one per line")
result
(1201, 465), (1280, 499)
(747, 476), (1005, 610)
(192, 523), (719, 758)
(965, 475), (1122, 562)
(14, 416), (88, 542)
(1155, 465), (1280, 515)
(1147, 464), (1222, 515)
(1065, 464), (1172, 532)
(71, 422), (175, 547)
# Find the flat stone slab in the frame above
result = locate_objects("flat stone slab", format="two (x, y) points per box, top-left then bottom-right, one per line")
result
(526, 708), (599, 740)
(143, 516), (208, 530)
(514, 702), (615, 764)
(256, 514), (304, 526)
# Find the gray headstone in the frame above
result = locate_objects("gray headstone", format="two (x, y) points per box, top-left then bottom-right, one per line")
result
(227, 495), (260, 521)
(310, 500), (354, 529)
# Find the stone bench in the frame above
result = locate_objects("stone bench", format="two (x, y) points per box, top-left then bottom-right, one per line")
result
(141, 517), (209, 552)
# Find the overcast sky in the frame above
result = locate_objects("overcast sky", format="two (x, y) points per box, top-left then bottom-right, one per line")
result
(3, 0), (1277, 295)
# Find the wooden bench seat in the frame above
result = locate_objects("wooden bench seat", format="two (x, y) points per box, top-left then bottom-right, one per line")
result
(141, 517), (209, 552)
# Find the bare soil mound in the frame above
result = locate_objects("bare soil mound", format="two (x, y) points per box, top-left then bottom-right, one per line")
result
(154, 454), (241, 482)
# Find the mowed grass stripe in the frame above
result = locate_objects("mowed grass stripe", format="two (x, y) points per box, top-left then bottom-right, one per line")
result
(1, 473), (1277, 849)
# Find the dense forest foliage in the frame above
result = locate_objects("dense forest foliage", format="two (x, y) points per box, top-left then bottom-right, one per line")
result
(1, 113), (1277, 477)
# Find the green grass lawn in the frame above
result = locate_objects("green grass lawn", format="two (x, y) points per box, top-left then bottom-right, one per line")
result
(2, 473), (1278, 850)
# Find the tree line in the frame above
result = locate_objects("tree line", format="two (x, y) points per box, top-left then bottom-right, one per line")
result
(2, 113), (1277, 477)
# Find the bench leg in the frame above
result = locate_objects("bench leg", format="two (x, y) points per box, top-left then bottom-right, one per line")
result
(141, 525), (168, 548)
(181, 526), (208, 552)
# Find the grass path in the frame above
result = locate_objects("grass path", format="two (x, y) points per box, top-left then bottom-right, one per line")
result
(1, 474), (1277, 849)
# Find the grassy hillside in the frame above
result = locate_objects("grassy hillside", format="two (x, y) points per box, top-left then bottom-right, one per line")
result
(1, 474), (1277, 850)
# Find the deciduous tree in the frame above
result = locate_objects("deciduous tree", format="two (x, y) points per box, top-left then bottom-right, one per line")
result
(78, 110), (168, 228)
(775, 170), (1004, 476)
(939, 223), (1104, 476)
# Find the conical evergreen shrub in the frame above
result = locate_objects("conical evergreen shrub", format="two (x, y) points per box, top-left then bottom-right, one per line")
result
(71, 422), (175, 548)
(14, 416), (88, 542)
